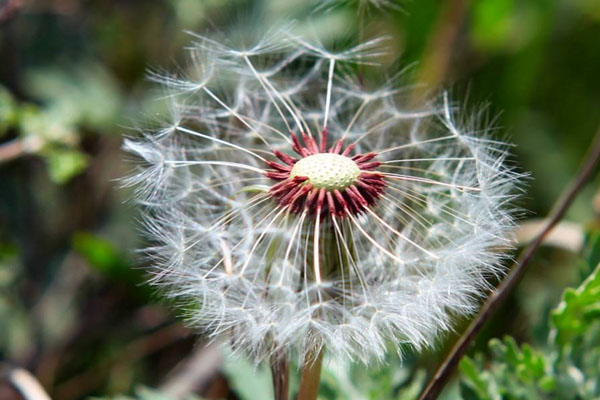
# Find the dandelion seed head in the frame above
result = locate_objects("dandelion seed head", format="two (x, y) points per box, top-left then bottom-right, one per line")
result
(124, 29), (522, 364)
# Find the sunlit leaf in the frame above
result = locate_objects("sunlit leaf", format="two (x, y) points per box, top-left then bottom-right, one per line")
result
(551, 263), (600, 349)
(221, 353), (273, 400)
(44, 148), (89, 184)
(0, 85), (17, 136)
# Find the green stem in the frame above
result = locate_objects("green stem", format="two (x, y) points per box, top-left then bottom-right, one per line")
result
(296, 347), (324, 400)
(411, 0), (470, 105)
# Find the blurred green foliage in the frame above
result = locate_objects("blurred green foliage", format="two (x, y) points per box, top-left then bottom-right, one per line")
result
(91, 386), (203, 400)
(0, 86), (17, 136)
(0, 244), (33, 360)
(551, 264), (600, 349)
(460, 337), (556, 399)
(221, 351), (274, 400)
(72, 232), (143, 288)
(0, 61), (121, 182)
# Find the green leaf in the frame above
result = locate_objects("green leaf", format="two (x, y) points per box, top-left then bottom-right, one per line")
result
(24, 63), (122, 130)
(551, 263), (600, 349)
(459, 264), (600, 399)
(0, 85), (17, 136)
(18, 103), (73, 145)
(471, 0), (516, 50)
(538, 375), (556, 392)
(459, 356), (495, 400)
(459, 336), (554, 399)
(396, 370), (427, 400)
(88, 386), (203, 400)
(221, 353), (273, 400)
(582, 230), (600, 274)
(44, 148), (89, 183)
(72, 232), (141, 286)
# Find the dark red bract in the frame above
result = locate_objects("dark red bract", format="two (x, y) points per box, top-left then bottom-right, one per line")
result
(265, 130), (386, 218)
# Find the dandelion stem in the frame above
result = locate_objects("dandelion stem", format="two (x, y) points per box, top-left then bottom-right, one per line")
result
(297, 347), (324, 400)
(418, 126), (600, 400)
(270, 349), (289, 400)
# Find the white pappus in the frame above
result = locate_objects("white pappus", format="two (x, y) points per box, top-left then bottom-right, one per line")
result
(123, 29), (521, 365)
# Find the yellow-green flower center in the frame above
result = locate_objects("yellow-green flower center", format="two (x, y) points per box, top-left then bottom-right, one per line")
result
(290, 153), (360, 191)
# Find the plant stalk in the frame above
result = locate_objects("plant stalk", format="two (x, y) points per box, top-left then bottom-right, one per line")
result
(297, 347), (324, 400)
(270, 349), (289, 400)
(411, 0), (470, 105)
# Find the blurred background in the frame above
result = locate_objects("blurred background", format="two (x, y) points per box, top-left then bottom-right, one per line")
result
(1, 0), (599, 399)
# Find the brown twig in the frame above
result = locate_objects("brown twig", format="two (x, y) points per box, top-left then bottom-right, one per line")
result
(419, 127), (600, 400)
(1, 364), (52, 400)
(0, 137), (43, 163)
(160, 342), (222, 399)
(0, 138), (27, 163)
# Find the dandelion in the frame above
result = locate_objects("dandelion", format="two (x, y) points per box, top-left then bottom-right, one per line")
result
(124, 29), (519, 397)
(314, 0), (402, 13)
